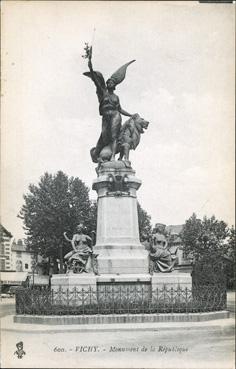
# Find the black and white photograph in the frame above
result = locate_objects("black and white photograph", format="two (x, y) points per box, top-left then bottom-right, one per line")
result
(0, 1), (235, 368)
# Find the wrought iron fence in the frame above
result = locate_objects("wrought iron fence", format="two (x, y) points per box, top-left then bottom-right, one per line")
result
(15, 283), (227, 315)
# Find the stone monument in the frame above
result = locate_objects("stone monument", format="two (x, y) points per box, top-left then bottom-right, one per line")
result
(51, 43), (191, 292)
(93, 160), (148, 275)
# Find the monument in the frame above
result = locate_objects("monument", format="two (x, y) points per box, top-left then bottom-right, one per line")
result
(51, 43), (191, 293)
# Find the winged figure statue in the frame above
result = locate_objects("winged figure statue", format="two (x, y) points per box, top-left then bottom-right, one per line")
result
(83, 45), (136, 163)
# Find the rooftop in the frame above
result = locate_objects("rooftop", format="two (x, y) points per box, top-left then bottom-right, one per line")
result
(0, 224), (13, 239)
(11, 239), (34, 253)
(166, 224), (183, 235)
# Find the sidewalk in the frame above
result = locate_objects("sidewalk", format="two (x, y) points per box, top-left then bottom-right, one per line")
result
(1, 316), (235, 369)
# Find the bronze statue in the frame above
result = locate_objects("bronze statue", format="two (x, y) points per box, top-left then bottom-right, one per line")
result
(149, 232), (179, 273)
(92, 113), (149, 163)
(83, 44), (137, 162)
(63, 224), (93, 273)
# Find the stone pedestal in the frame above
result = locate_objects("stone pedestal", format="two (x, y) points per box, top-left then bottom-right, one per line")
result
(92, 161), (149, 274)
(51, 274), (97, 292)
(151, 272), (192, 303)
(51, 274), (98, 306)
(151, 271), (192, 289)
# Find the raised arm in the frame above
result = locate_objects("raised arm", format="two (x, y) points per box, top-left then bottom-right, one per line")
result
(87, 50), (96, 83)
(63, 231), (71, 243)
(64, 231), (77, 251)
(87, 48), (103, 92)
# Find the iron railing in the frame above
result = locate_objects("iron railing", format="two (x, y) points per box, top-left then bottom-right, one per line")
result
(15, 283), (227, 315)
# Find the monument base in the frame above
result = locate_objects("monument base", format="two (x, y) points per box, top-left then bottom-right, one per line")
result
(14, 310), (230, 325)
(51, 273), (152, 292)
(51, 273), (97, 292)
(51, 271), (192, 292)
(152, 271), (192, 289)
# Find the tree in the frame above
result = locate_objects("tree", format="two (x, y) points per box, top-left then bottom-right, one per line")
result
(225, 226), (236, 260)
(223, 226), (236, 289)
(137, 202), (152, 240)
(181, 213), (230, 261)
(180, 213), (235, 286)
(18, 171), (96, 272)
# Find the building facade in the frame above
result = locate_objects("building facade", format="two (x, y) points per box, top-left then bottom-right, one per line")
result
(0, 225), (13, 271)
(166, 224), (192, 266)
(11, 239), (36, 272)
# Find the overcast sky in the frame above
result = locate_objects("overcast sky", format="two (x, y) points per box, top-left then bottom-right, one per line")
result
(1, 1), (235, 239)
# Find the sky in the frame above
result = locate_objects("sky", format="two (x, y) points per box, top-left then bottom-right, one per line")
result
(1, 1), (235, 239)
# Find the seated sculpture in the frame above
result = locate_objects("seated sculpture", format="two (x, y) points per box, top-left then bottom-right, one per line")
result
(149, 232), (178, 273)
(63, 224), (93, 273)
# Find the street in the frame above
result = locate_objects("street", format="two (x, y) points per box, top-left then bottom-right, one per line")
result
(0, 298), (15, 318)
(1, 320), (235, 369)
(1, 292), (235, 369)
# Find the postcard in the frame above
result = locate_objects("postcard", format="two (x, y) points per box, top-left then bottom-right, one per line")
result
(1, 1), (235, 368)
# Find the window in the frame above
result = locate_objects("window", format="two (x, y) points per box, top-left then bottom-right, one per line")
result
(16, 260), (23, 272)
(0, 244), (5, 254)
(25, 263), (28, 269)
(0, 259), (5, 270)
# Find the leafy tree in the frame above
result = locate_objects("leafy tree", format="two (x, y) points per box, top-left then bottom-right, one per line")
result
(223, 226), (236, 289)
(181, 213), (230, 261)
(181, 213), (235, 286)
(225, 226), (236, 259)
(18, 171), (96, 272)
(137, 202), (152, 240)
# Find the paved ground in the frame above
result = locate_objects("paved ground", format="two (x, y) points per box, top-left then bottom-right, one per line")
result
(0, 298), (15, 318)
(1, 319), (235, 369)
(227, 291), (235, 318)
(0, 292), (235, 369)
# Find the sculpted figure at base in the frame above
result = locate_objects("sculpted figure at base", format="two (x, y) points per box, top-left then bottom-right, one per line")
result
(63, 224), (93, 273)
(83, 44), (139, 163)
(149, 227), (179, 273)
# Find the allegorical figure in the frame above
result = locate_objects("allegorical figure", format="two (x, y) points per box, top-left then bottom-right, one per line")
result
(63, 224), (93, 273)
(83, 44), (137, 163)
(149, 230), (178, 273)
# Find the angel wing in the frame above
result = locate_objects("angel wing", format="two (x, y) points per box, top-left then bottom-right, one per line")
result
(109, 60), (135, 86)
(83, 70), (106, 90)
